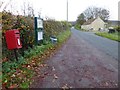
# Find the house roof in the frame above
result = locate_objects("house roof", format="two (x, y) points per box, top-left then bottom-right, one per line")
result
(82, 18), (96, 25)
(82, 16), (105, 25)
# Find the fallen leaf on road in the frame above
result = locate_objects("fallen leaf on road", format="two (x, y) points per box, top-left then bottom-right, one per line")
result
(54, 74), (58, 79)
(52, 79), (55, 83)
(105, 82), (109, 86)
(27, 65), (30, 68)
(11, 74), (15, 78)
(52, 67), (55, 71)
(44, 72), (49, 75)
(115, 83), (118, 86)
(61, 84), (69, 90)
(43, 64), (47, 67)
(40, 64), (47, 67)
(40, 75), (45, 78)
(40, 64), (44, 67)
(61, 84), (73, 89)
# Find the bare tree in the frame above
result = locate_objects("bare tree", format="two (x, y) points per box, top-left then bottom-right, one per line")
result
(83, 6), (109, 20)
(38, 8), (42, 18)
(1, 0), (12, 11)
(27, 4), (34, 17)
(23, 2), (26, 16)
(0, 1), (4, 9)
(21, 2), (34, 17)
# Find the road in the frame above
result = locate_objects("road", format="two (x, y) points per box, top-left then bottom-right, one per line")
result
(72, 29), (119, 61)
(30, 28), (118, 88)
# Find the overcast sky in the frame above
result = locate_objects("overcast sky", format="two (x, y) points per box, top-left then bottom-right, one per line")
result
(0, 0), (119, 21)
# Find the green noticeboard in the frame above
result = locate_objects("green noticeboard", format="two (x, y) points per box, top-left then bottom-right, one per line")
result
(34, 17), (44, 45)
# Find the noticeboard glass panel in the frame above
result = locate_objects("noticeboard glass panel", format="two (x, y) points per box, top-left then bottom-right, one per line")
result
(38, 31), (43, 40)
(37, 19), (43, 28)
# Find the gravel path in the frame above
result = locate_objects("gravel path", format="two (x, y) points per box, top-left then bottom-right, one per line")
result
(30, 29), (118, 88)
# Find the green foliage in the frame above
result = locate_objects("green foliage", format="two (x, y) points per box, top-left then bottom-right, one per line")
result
(2, 29), (71, 88)
(2, 56), (26, 74)
(23, 44), (53, 59)
(2, 11), (15, 31)
(95, 32), (120, 42)
(75, 13), (86, 30)
(114, 26), (120, 32)
(75, 24), (81, 30)
(2, 56), (32, 88)
(43, 20), (69, 40)
(2, 11), (69, 60)
(2, 10), (71, 88)
(76, 13), (86, 25)
(20, 82), (29, 88)
(2, 11), (34, 60)
(57, 30), (71, 43)
(14, 15), (35, 49)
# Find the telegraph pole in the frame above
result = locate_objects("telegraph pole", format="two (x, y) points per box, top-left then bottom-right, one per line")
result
(118, 1), (120, 21)
(66, 0), (69, 30)
(67, 0), (68, 21)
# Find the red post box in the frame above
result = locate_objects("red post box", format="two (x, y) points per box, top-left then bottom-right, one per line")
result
(5, 29), (22, 50)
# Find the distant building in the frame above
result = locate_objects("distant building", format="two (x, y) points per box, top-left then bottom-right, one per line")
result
(69, 21), (76, 26)
(81, 17), (107, 31)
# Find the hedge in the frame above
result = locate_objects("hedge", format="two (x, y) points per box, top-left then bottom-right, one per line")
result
(2, 11), (69, 61)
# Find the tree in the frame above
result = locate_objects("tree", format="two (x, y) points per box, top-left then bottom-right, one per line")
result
(1, 0), (12, 11)
(21, 1), (34, 17)
(83, 6), (109, 20)
(76, 13), (86, 25)
(27, 3), (34, 17)
(0, 1), (4, 9)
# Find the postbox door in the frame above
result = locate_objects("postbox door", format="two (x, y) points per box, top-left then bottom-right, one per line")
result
(5, 30), (22, 50)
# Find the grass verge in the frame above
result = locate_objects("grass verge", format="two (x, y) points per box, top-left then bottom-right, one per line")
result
(95, 32), (120, 42)
(2, 30), (71, 89)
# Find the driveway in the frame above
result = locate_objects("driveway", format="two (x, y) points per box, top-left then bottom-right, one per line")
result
(30, 29), (118, 88)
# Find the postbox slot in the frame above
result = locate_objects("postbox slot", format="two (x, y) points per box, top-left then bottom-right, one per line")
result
(15, 33), (19, 34)
(16, 35), (20, 37)
(15, 34), (20, 37)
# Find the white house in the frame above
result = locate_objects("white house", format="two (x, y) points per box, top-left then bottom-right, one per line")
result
(81, 17), (107, 31)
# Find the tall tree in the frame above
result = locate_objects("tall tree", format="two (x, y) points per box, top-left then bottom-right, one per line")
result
(83, 6), (109, 20)
(76, 13), (86, 25)
(0, 1), (4, 9)
(27, 5), (34, 17)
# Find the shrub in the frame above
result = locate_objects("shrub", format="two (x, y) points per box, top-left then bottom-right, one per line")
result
(2, 10), (70, 61)
(2, 11), (35, 60)
(114, 26), (120, 32)
(75, 24), (81, 30)
(43, 20), (68, 40)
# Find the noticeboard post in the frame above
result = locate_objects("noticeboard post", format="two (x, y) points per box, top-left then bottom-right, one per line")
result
(34, 17), (44, 45)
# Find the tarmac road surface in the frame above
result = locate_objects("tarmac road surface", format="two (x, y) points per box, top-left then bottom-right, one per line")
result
(30, 28), (118, 88)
